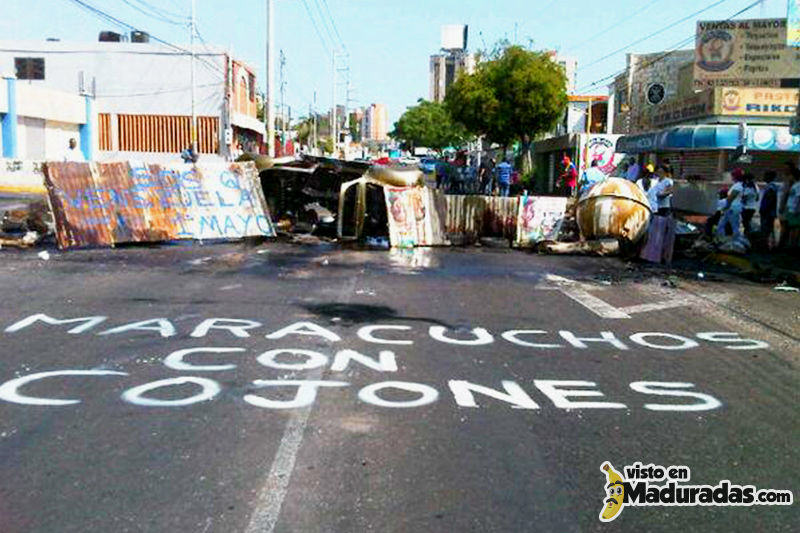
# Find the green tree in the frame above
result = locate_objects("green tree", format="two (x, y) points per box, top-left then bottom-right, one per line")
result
(321, 136), (334, 155)
(445, 44), (567, 163)
(391, 99), (469, 153)
(294, 117), (313, 147)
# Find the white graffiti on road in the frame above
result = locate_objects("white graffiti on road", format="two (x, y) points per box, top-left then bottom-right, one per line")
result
(0, 313), (771, 413)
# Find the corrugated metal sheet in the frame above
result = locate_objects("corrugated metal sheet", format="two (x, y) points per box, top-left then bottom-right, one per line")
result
(115, 115), (218, 154)
(44, 160), (274, 249)
(98, 114), (112, 151)
(445, 195), (519, 242)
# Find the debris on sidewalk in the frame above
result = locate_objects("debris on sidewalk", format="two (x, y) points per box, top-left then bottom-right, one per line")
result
(773, 283), (799, 293)
(1, 200), (53, 235)
(0, 231), (41, 249)
(662, 275), (679, 288)
(365, 236), (390, 249)
(544, 238), (619, 256)
(716, 235), (751, 255)
(37, 250), (50, 261)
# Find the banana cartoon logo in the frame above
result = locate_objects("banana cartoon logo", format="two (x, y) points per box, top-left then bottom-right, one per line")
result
(599, 462), (625, 522)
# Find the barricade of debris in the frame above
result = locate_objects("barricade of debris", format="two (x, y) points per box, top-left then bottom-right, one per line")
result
(0, 200), (53, 249)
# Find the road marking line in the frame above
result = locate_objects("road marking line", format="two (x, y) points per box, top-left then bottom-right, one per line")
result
(559, 288), (632, 319)
(244, 277), (358, 533)
(618, 299), (690, 315)
(243, 369), (323, 533)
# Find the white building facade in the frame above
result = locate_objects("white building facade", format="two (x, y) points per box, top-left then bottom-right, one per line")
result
(0, 38), (264, 161)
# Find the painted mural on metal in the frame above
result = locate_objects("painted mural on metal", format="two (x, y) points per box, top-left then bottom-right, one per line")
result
(516, 195), (568, 247)
(44, 160), (274, 249)
(384, 186), (447, 247)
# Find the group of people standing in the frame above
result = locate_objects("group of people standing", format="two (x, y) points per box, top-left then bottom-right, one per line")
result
(708, 163), (800, 249)
(632, 162), (674, 217)
(436, 156), (514, 197)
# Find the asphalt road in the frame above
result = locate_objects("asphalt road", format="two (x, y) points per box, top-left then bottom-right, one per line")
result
(0, 242), (797, 532)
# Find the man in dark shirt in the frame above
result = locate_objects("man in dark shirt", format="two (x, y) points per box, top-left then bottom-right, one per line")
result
(479, 157), (495, 195)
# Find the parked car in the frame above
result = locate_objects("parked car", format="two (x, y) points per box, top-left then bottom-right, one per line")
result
(419, 157), (438, 174)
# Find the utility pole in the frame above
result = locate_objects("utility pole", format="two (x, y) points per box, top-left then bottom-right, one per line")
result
(190, 0), (197, 155)
(313, 90), (317, 153)
(266, 0), (275, 157)
(331, 53), (336, 158)
(279, 49), (286, 155)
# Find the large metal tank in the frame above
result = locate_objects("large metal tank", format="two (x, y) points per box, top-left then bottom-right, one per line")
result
(576, 178), (652, 243)
(367, 166), (424, 187)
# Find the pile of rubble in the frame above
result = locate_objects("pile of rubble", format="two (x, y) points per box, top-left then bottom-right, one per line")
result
(0, 200), (53, 249)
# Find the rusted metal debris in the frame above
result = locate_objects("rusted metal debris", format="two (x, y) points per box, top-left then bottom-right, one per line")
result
(576, 178), (651, 244)
(445, 195), (519, 244)
(544, 238), (620, 256)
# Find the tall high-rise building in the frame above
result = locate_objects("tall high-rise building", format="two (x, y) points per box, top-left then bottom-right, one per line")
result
(547, 52), (578, 94)
(361, 103), (388, 141)
(429, 24), (474, 103)
(429, 52), (475, 103)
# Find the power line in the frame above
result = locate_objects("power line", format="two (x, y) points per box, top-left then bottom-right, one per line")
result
(129, 0), (187, 21)
(118, 0), (186, 26)
(312, 0), (338, 50)
(575, 0), (763, 93)
(578, 0), (730, 72)
(0, 47), (222, 56)
(564, 0), (661, 54)
(300, 0), (332, 53)
(96, 81), (221, 97)
(319, 0), (346, 51)
(62, 0), (223, 77)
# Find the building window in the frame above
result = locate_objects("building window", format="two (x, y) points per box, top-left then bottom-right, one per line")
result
(15, 57), (45, 80)
(615, 89), (628, 113)
(248, 74), (256, 101)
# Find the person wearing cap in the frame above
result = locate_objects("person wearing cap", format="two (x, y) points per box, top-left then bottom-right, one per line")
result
(635, 169), (659, 213)
(640, 162), (656, 187)
(559, 154), (578, 196)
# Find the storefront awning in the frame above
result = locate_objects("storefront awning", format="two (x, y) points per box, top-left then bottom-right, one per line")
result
(231, 112), (266, 135)
(617, 125), (800, 153)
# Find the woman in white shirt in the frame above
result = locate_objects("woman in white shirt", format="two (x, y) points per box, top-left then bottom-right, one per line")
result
(636, 170), (660, 214)
(654, 165), (674, 216)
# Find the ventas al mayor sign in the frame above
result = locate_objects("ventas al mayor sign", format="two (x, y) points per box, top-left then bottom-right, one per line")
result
(694, 18), (800, 88)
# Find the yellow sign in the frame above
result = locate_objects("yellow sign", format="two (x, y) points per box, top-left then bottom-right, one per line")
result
(716, 87), (799, 116)
(694, 18), (800, 88)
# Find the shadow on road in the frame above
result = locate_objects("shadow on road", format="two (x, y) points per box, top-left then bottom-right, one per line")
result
(303, 302), (453, 328)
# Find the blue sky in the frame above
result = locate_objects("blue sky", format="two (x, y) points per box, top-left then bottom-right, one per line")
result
(2, 0), (789, 124)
